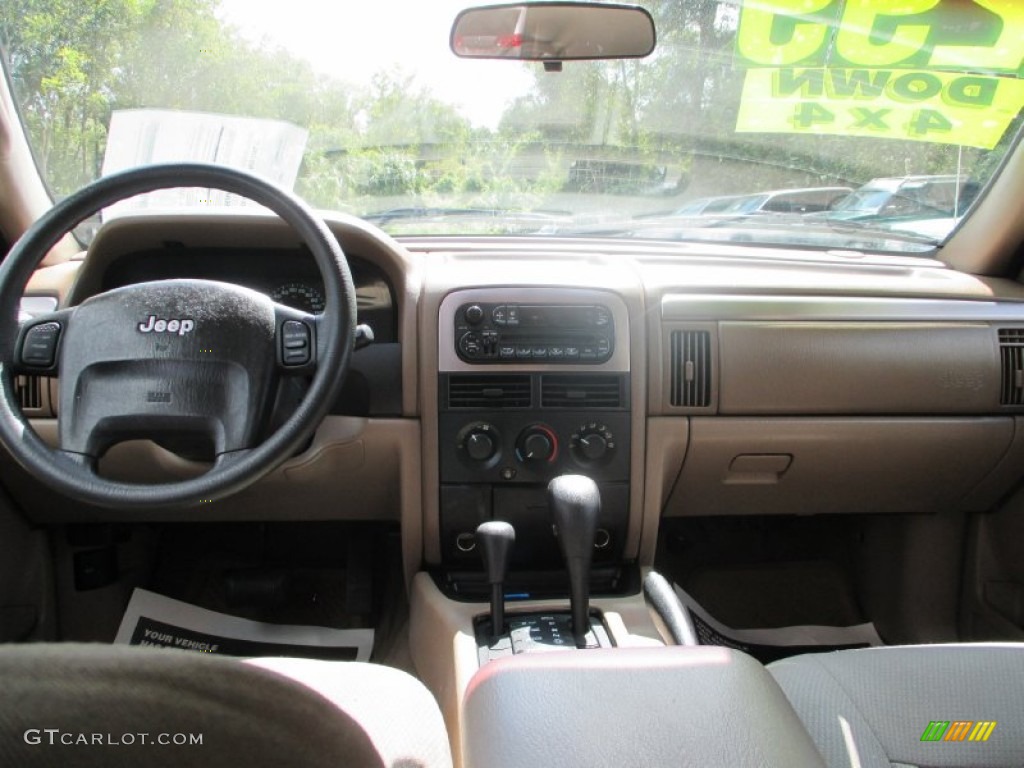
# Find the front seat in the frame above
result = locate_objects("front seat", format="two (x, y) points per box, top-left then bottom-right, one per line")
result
(769, 644), (1024, 768)
(0, 643), (453, 768)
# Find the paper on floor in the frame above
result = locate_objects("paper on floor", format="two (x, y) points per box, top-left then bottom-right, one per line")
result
(115, 588), (374, 661)
(674, 583), (882, 661)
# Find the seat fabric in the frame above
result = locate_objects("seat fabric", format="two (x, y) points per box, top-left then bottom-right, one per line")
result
(768, 644), (1024, 768)
(0, 643), (452, 768)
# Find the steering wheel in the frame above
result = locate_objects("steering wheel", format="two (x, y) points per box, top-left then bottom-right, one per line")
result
(0, 164), (356, 510)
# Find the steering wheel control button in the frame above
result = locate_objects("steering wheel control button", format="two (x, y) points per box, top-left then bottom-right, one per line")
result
(281, 320), (312, 366)
(21, 322), (61, 368)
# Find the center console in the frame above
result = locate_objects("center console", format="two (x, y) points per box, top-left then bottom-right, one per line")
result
(414, 287), (659, 766)
(436, 288), (634, 601)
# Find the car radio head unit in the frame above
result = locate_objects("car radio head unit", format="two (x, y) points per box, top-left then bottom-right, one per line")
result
(454, 302), (614, 363)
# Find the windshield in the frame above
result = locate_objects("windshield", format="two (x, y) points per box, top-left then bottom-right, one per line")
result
(2, 0), (1022, 254)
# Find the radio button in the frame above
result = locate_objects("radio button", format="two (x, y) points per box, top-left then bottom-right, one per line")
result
(459, 332), (484, 358)
(492, 305), (507, 325)
(515, 345), (532, 359)
(506, 306), (519, 326)
(532, 346), (548, 359)
(580, 346), (597, 360)
(596, 338), (611, 357)
(565, 346), (580, 359)
(465, 304), (485, 324)
(499, 345), (516, 359)
(549, 346), (565, 358)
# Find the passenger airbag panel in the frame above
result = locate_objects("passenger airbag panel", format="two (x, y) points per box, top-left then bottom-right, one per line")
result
(719, 323), (997, 414)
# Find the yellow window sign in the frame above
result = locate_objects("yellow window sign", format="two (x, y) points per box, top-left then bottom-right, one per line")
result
(734, 0), (1024, 150)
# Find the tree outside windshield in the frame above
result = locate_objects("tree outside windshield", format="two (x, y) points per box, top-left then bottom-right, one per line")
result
(1, 0), (1022, 247)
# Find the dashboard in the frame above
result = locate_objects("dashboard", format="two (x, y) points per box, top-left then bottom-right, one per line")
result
(10, 210), (1024, 587)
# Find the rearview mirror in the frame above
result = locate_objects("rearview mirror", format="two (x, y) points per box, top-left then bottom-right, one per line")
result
(451, 2), (656, 61)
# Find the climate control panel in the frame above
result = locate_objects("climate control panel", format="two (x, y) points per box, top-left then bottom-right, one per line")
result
(441, 415), (628, 486)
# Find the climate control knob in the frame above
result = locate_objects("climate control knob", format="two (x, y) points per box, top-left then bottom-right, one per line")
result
(458, 422), (500, 464)
(577, 433), (608, 461)
(571, 423), (616, 465)
(516, 425), (558, 464)
(466, 431), (496, 461)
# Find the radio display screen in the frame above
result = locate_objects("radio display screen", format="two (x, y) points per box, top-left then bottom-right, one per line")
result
(518, 305), (608, 329)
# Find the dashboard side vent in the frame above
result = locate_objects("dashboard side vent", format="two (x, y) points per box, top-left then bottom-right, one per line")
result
(999, 328), (1024, 405)
(669, 330), (712, 407)
(14, 375), (42, 410)
(540, 375), (622, 408)
(447, 374), (531, 409)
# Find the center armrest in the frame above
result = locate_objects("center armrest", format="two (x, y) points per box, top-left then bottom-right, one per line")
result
(460, 646), (826, 768)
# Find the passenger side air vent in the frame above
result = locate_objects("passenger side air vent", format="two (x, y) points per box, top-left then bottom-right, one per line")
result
(14, 375), (42, 410)
(669, 330), (712, 407)
(540, 374), (623, 408)
(447, 374), (531, 409)
(999, 328), (1024, 405)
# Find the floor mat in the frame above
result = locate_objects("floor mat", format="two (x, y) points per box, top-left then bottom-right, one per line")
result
(674, 582), (883, 664)
(686, 560), (865, 629)
(115, 588), (374, 661)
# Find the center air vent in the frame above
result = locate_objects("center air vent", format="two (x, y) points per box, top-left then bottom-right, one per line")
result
(540, 374), (623, 408)
(447, 374), (531, 409)
(999, 328), (1024, 406)
(669, 330), (712, 408)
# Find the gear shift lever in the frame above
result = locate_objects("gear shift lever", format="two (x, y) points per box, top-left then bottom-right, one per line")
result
(548, 475), (600, 647)
(476, 520), (515, 636)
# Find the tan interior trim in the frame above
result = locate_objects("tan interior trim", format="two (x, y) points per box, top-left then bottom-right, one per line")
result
(5, 417), (421, 526)
(407, 571), (663, 768)
(639, 417), (690, 564)
(943, 136), (1024, 275)
(0, 68), (77, 264)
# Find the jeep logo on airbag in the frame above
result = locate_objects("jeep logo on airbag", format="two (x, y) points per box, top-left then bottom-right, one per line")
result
(138, 315), (195, 335)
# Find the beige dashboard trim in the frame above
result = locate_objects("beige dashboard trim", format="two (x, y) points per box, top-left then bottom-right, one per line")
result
(4, 417), (421, 533)
(661, 294), (1024, 322)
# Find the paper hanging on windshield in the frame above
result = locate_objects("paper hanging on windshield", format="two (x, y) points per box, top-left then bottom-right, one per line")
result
(732, 0), (1024, 150)
(115, 588), (374, 661)
(100, 109), (308, 219)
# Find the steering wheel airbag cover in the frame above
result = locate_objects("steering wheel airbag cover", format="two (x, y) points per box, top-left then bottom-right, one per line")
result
(60, 280), (278, 457)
